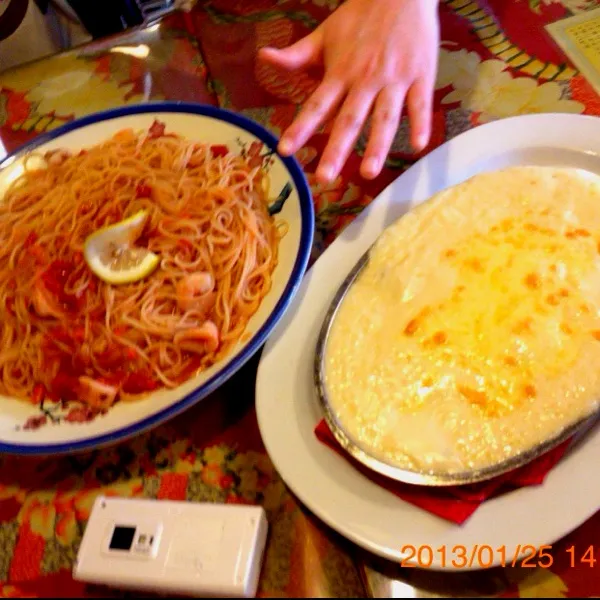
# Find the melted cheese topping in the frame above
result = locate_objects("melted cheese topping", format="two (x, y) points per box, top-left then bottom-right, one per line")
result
(323, 167), (600, 474)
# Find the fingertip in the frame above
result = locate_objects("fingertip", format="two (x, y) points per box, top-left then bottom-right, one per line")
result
(258, 46), (277, 58)
(316, 163), (335, 185)
(413, 129), (430, 152)
(278, 137), (294, 156)
(360, 83), (405, 181)
(258, 46), (282, 66)
(360, 156), (380, 180)
(259, 32), (322, 71)
(407, 78), (434, 152)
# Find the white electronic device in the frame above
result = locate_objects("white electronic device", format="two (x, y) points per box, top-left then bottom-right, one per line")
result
(73, 496), (269, 598)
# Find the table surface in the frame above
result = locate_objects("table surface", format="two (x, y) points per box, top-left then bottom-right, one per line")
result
(1, 0), (600, 597)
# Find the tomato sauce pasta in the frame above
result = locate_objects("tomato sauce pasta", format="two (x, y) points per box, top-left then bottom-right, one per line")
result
(0, 121), (281, 410)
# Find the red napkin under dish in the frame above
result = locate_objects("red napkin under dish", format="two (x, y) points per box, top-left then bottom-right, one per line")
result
(314, 419), (571, 524)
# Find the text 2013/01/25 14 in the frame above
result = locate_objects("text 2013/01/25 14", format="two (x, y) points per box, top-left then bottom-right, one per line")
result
(399, 544), (600, 569)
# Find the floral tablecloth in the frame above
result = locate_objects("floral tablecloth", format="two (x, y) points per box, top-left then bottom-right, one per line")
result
(0, 0), (600, 597)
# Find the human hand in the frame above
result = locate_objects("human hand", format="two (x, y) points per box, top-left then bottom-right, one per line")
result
(258, 0), (440, 184)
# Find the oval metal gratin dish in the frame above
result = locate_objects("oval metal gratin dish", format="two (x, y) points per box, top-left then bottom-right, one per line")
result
(313, 245), (600, 487)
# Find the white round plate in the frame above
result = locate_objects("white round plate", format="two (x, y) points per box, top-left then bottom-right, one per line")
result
(256, 113), (600, 571)
(0, 102), (314, 454)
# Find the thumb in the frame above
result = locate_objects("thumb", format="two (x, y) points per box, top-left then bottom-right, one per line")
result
(258, 29), (323, 71)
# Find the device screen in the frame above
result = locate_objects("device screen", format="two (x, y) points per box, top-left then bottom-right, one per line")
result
(109, 526), (137, 551)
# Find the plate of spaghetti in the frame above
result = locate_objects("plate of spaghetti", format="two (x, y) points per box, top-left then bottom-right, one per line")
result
(0, 102), (313, 454)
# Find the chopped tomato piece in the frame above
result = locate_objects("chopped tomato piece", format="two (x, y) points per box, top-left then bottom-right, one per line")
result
(46, 327), (74, 349)
(40, 260), (84, 313)
(31, 383), (46, 405)
(23, 231), (38, 248)
(95, 345), (129, 371)
(122, 371), (159, 394)
(98, 371), (127, 388)
(148, 120), (166, 139)
(136, 183), (152, 198)
(41, 260), (72, 296)
(50, 372), (81, 403)
(210, 144), (229, 158)
(28, 244), (47, 265)
(77, 202), (93, 216)
(72, 327), (85, 343)
(71, 354), (88, 375)
(247, 141), (264, 168)
(177, 239), (194, 252)
(125, 348), (137, 360)
(46, 388), (60, 403)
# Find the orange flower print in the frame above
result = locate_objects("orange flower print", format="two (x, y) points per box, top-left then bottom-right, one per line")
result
(203, 445), (228, 467)
(72, 489), (104, 521)
(201, 464), (225, 486)
(19, 498), (56, 539)
(0, 484), (26, 504)
(569, 74), (600, 116)
(55, 512), (77, 546)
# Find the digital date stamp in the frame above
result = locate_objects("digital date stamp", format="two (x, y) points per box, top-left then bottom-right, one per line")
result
(400, 544), (599, 569)
(566, 545), (599, 568)
(400, 544), (553, 569)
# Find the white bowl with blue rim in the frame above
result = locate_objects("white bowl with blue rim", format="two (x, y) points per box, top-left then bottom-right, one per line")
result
(0, 102), (314, 454)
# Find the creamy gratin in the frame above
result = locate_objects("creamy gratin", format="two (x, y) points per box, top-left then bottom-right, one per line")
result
(323, 167), (600, 474)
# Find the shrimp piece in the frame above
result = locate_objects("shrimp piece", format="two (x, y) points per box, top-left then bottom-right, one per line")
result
(32, 284), (63, 318)
(174, 320), (219, 354)
(176, 272), (214, 312)
(78, 376), (119, 410)
(45, 149), (72, 167)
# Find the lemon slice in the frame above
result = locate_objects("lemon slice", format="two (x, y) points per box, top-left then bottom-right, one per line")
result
(83, 210), (160, 285)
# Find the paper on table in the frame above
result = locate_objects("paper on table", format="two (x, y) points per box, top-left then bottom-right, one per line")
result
(546, 7), (600, 95)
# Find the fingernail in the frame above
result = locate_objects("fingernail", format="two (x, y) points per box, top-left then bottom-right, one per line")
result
(278, 138), (293, 155)
(317, 164), (334, 182)
(416, 132), (429, 150)
(363, 157), (379, 178)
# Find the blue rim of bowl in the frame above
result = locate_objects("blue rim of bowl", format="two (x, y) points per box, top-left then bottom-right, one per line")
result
(0, 101), (315, 455)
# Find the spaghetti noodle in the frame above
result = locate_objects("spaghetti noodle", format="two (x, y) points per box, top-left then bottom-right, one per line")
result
(0, 120), (282, 411)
